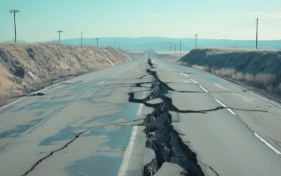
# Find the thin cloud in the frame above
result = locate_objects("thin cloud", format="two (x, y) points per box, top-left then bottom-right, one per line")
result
(248, 12), (281, 19)
(147, 14), (165, 18)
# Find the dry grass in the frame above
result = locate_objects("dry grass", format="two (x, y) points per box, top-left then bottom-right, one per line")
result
(0, 88), (8, 106)
(212, 68), (276, 89)
(0, 43), (132, 104)
(192, 65), (209, 72)
(0, 88), (23, 106)
(191, 64), (280, 94)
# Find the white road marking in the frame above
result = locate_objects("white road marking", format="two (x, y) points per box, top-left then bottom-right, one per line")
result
(234, 83), (248, 91)
(181, 73), (189, 78)
(191, 79), (198, 84)
(226, 108), (236, 115)
(199, 85), (209, 93)
(1, 86), (49, 110)
(254, 133), (281, 155)
(118, 104), (143, 176)
(106, 58), (115, 66)
(98, 81), (103, 85)
(214, 98), (236, 115)
(216, 76), (281, 108)
(0, 97), (26, 109)
(214, 98), (227, 107)
(214, 83), (227, 90)
(249, 91), (281, 108)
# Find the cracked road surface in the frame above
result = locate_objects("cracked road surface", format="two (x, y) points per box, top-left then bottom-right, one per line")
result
(0, 51), (281, 176)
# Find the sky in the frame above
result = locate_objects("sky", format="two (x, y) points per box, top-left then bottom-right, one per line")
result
(1, 0), (281, 42)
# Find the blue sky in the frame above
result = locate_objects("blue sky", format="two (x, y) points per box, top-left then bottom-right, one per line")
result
(1, 0), (281, 42)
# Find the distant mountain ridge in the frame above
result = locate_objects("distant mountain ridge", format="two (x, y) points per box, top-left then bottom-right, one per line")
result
(59, 37), (281, 51)
(3, 37), (281, 51)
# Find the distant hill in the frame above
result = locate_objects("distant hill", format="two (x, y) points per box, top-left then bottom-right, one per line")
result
(59, 37), (281, 51)
(4, 40), (26, 44)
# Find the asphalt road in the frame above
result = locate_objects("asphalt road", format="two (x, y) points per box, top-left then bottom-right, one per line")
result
(0, 51), (281, 176)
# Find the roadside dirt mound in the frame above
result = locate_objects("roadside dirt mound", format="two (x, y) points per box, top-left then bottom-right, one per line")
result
(0, 43), (132, 105)
(179, 48), (281, 97)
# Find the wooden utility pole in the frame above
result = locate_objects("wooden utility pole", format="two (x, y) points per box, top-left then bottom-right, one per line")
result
(180, 40), (181, 57)
(57, 30), (63, 44)
(9, 9), (19, 43)
(256, 18), (258, 50)
(96, 38), (99, 47)
(195, 34), (198, 48)
(81, 32), (83, 47)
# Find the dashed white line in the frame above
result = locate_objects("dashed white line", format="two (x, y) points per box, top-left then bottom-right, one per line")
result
(254, 133), (281, 155)
(118, 104), (143, 176)
(191, 79), (198, 84)
(214, 98), (227, 107)
(214, 98), (236, 115)
(199, 85), (209, 93)
(226, 108), (236, 115)
(181, 73), (189, 78)
(98, 81), (103, 85)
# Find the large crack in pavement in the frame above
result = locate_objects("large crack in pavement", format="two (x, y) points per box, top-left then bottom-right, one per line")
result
(129, 59), (204, 176)
(22, 128), (91, 176)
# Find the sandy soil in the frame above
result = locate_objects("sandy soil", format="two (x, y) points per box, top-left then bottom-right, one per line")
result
(0, 43), (133, 106)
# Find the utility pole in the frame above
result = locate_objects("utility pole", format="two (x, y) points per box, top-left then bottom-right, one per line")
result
(96, 38), (99, 47)
(9, 9), (19, 43)
(57, 30), (63, 44)
(256, 18), (258, 50)
(195, 34), (198, 48)
(180, 40), (182, 57)
(81, 32), (83, 47)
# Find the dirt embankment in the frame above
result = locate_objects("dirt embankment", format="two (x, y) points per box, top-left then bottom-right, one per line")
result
(179, 48), (281, 100)
(0, 43), (133, 105)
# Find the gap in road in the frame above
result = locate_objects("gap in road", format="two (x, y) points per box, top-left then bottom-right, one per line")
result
(128, 58), (204, 176)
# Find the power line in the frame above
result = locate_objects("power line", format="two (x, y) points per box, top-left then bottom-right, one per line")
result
(260, 22), (281, 25)
(211, 25), (255, 39)
(262, 18), (281, 22)
(18, 15), (79, 38)
(200, 20), (253, 36)
(9, 9), (19, 43)
(18, 15), (57, 30)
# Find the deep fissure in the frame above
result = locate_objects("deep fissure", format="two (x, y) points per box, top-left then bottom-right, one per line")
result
(129, 59), (204, 176)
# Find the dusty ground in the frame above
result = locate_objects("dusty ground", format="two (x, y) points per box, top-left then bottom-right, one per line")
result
(0, 43), (134, 106)
(178, 48), (281, 102)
